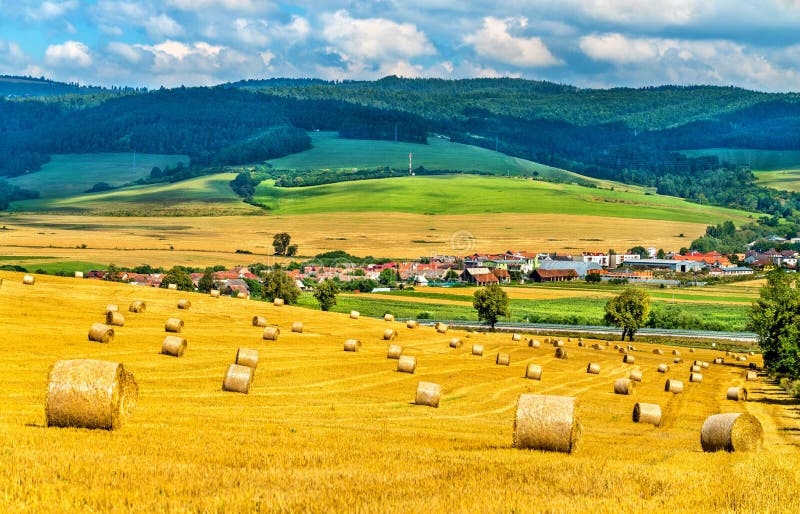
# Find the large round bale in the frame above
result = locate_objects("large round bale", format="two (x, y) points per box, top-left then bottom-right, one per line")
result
(689, 372), (703, 383)
(725, 351), (732, 357)
(623, 355), (636, 364)
(632, 403), (662, 426)
(165, 318), (184, 333)
(529, 339), (541, 348)
(472, 344), (484, 356)
(689, 347), (696, 352)
(384, 313), (395, 322)
(553, 340), (565, 348)
(210, 289), (220, 298)
(714, 357), (724, 365)
(726, 387), (748, 401)
(397, 355), (416, 374)
(161, 335), (187, 357)
(700, 413), (763, 452)
(657, 363), (670, 373)
(105, 311), (125, 327)
(653, 349), (664, 355)
(74, 271), (84, 279)
(618, 348), (628, 354)
(690, 364), (701, 373)
(128, 300), (146, 313)
(737, 356), (747, 362)
(46, 359), (138, 430)
(512, 333), (522, 341)
(435, 323), (448, 334)
(105, 304), (118, 314)
(387, 344), (403, 359)
(344, 339), (362, 352)
(22, 274), (35, 285)
(262, 327), (280, 341)
(693, 359), (702, 366)
(627, 345), (636, 351)
(273, 298), (284, 306)
(350, 310), (360, 320)
(672, 349), (681, 356)
(291, 322), (304, 333)
(614, 378), (634, 395)
(235, 348), (259, 368)
(702, 361), (710, 368)
(383, 329), (398, 341)
(746, 370), (758, 381)
(587, 363), (600, 374)
(513, 394), (579, 453)
(406, 320), (419, 329)
(594, 344), (606, 351)
(577, 341), (584, 347)
(449, 338), (463, 349)
(629, 369), (643, 382)
(177, 299), (191, 310)
(252, 316), (267, 327)
(555, 347), (568, 359)
(88, 323), (114, 343)
(222, 364), (254, 394)
(415, 382), (441, 408)
(496, 353), (510, 366)
(665, 379), (684, 393)
(525, 364), (543, 380)
(167, 283), (177, 290)
(673, 358), (682, 364)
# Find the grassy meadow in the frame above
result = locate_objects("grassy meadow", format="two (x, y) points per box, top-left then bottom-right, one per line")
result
(681, 148), (800, 192)
(0, 272), (797, 512)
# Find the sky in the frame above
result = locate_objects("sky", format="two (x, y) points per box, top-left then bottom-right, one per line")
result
(3, 0), (800, 91)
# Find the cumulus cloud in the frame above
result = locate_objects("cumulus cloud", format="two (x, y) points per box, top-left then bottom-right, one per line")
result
(45, 40), (92, 68)
(145, 13), (184, 39)
(167, 0), (268, 12)
(572, 0), (708, 25)
(0, 40), (27, 65)
(463, 17), (562, 68)
(25, 0), (79, 21)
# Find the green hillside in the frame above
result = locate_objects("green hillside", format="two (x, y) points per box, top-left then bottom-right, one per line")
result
(681, 148), (800, 171)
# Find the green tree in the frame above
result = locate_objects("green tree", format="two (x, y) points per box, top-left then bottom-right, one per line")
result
(273, 232), (291, 256)
(473, 284), (509, 330)
(748, 269), (800, 377)
(286, 244), (298, 257)
(444, 269), (460, 281)
(627, 246), (647, 258)
(159, 266), (194, 291)
(585, 272), (602, 283)
(197, 269), (216, 293)
(604, 288), (651, 341)
(313, 279), (340, 311)
(378, 268), (396, 286)
(262, 266), (300, 304)
(656, 248), (666, 259)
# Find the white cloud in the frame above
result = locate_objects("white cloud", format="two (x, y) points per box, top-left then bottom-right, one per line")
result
(145, 14), (184, 39)
(0, 40), (27, 65)
(25, 0), (78, 21)
(167, 0), (268, 12)
(579, 33), (662, 63)
(567, 0), (708, 26)
(44, 40), (92, 68)
(106, 42), (145, 64)
(463, 17), (562, 68)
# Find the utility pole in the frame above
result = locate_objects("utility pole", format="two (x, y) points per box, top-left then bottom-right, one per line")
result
(409, 152), (413, 175)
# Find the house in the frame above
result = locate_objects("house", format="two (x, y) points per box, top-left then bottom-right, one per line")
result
(708, 266), (754, 277)
(223, 278), (250, 298)
(492, 268), (511, 284)
(532, 269), (578, 282)
(674, 251), (731, 267)
(537, 260), (602, 278)
(621, 259), (704, 273)
(460, 268), (499, 285)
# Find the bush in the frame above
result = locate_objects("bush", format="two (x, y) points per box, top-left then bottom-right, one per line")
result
(417, 311), (432, 319)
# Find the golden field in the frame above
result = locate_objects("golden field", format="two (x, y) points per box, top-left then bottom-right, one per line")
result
(0, 272), (798, 513)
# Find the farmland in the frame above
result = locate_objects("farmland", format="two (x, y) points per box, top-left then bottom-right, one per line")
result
(0, 272), (797, 512)
(681, 148), (800, 192)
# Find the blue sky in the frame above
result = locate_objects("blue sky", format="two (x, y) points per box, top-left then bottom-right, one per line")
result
(3, 0), (800, 91)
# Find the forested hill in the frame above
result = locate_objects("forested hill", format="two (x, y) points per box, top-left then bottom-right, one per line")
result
(0, 75), (114, 98)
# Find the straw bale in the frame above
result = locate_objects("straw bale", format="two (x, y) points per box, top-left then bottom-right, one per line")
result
(235, 348), (258, 368)
(273, 298), (284, 306)
(88, 323), (114, 343)
(586, 363), (600, 374)
(665, 379), (684, 393)
(673, 357), (682, 364)
(657, 363), (669, 373)
(22, 274), (35, 285)
(496, 353), (510, 366)
(252, 316), (267, 327)
(344, 339), (361, 352)
(512, 333), (522, 341)
(105, 311), (125, 327)
(632, 403), (662, 426)
(210, 289), (220, 298)
(177, 299), (191, 309)
(623, 355), (635, 364)
(128, 300), (146, 313)
(46, 359), (137, 430)
(689, 348), (695, 352)
(222, 364), (253, 394)
(291, 321), (303, 333)
(435, 323), (448, 334)
(627, 345), (636, 351)
(672, 349), (681, 356)
(689, 372), (703, 383)
(262, 327), (280, 341)
(613, 344), (620, 350)
(406, 320), (418, 329)
(74, 271), (84, 279)
(525, 364), (543, 380)
(167, 283), (177, 290)
(594, 344), (606, 351)
(105, 304), (118, 314)
(161, 335), (187, 357)
(387, 344), (403, 359)
(614, 378), (634, 395)
(415, 382), (441, 408)
(165, 318), (184, 333)
(383, 329), (398, 341)
(629, 369), (643, 382)
(746, 370), (758, 381)
(384, 313), (395, 322)
(555, 347), (568, 359)
(449, 338), (463, 349)
(554, 340), (565, 348)
(726, 387), (748, 401)
(702, 361), (710, 368)
(472, 344), (484, 356)
(397, 355), (416, 373)
(529, 339), (540, 348)
(700, 413), (763, 452)
(737, 356), (747, 362)
(714, 357), (724, 364)
(350, 310), (360, 319)
(513, 394), (578, 453)
(653, 349), (664, 355)
(619, 348), (627, 354)
(690, 365), (701, 373)
(577, 341), (584, 347)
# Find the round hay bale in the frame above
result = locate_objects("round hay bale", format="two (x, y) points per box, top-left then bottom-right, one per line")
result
(673, 357), (682, 364)
(349, 310), (360, 319)
(177, 299), (191, 310)
(472, 344), (484, 356)
(105, 311), (125, 327)
(222, 364), (253, 394)
(415, 382), (441, 408)
(262, 327), (280, 341)
(629, 369), (643, 382)
(496, 353), (510, 366)
(22, 274), (35, 285)
(690, 364), (701, 373)
(619, 348), (628, 354)
(737, 356), (747, 362)
(449, 338), (463, 349)
(613, 344), (620, 350)
(529, 339), (540, 348)
(632, 402), (662, 426)
(74, 271), (84, 279)
(512, 333), (522, 341)
(555, 347), (568, 359)
(291, 321), (303, 333)
(167, 283), (177, 290)
(623, 355), (635, 364)
(383, 329), (398, 341)
(525, 364), (543, 380)
(653, 349), (664, 355)
(165, 318), (184, 333)
(397, 355), (416, 374)
(435, 323), (448, 334)
(567, 338), (573, 343)
(749, 351), (755, 356)
(726, 387), (748, 401)
(689, 372), (703, 383)
(210, 289), (220, 298)
(553, 340), (565, 348)
(406, 320), (419, 329)
(513, 394), (578, 453)
(128, 300), (146, 313)
(387, 344), (403, 359)
(273, 298), (284, 306)
(689, 348), (695, 352)
(714, 357), (724, 364)
(693, 359), (702, 366)
(672, 349), (681, 356)
(88, 323), (114, 343)
(746, 370), (758, 381)
(235, 348), (258, 368)
(586, 363), (600, 374)
(344, 339), (362, 352)
(702, 361), (710, 368)
(577, 341), (584, 347)
(252, 316), (267, 327)
(614, 378), (634, 395)
(544, 338), (551, 345)
(161, 335), (187, 357)
(665, 379), (684, 393)
(595, 344), (606, 351)
(46, 359), (137, 430)
(105, 304), (118, 314)
(657, 363), (670, 373)
(627, 345), (636, 351)
(700, 413), (763, 452)
(725, 351), (731, 356)
(384, 313), (395, 322)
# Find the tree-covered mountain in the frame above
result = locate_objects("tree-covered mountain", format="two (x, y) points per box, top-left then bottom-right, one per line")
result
(0, 75), (116, 98)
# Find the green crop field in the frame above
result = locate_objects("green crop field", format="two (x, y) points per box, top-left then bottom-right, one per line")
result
(680, 148), (800, 171)
(8, 153), (188, 199)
